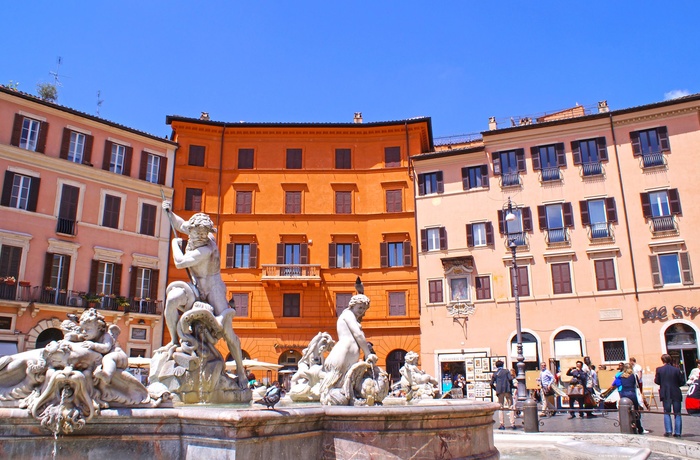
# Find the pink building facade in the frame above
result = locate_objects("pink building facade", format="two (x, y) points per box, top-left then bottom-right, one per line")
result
(414, 95), (700, 396)
(0, 86), (176, 361)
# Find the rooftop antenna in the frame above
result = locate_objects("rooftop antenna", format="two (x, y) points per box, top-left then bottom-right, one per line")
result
(96, 90), (104, 116)
(49, 56), (68, 87)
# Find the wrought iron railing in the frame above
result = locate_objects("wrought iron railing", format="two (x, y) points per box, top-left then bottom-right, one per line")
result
(588, 222), (614, 241)
(545, 227), (569, 245)
(31, 287), (161, 314)
(641, 152), (666, 168)
(581, 162), (603, 177)
(540, 167), (562, 182)
(506, 232), (527, 248)
(261, 264), (321, 278)
(500, 172), (521, 188)
(650, 215), (677, 233)
(56, 217), (77, 236)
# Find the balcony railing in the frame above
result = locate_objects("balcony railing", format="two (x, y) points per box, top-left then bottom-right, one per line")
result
(500, 172), (521, 188)
(540, 167), (562, 182)
(641, 152), (666, 169)
(650, 215), (678, 234)
(581, 162), (603, 177)
(30, 287), (162, 314)
(588, 222), (614, 241)
(545, 227), (569, 245)
(56, 217), (77, 236)
(261, 264), (321, 279)
(505, 232), (527, 248)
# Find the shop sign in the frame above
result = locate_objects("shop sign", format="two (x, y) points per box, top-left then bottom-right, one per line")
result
(642, 305), (700, 323)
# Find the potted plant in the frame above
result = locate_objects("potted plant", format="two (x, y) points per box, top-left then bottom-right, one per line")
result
(116, 296), (130, 309)
(82, 293), (102, 307)
(4, 277), (16, 286)
(19, 280), (30, 287)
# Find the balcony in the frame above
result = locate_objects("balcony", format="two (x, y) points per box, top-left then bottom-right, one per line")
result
(545, 227), (570, 246)
(588, 222), (615, 242)
(261, 264), (321, 286)
(650, 215), (679, 236)
(640, 152), (666, 169)
(500, 172), (521, 188)
(581, 162), (604, 177)
(505, 232), (528, 249)
(56, 217), (77, 236)
(540, 167), (562, 182)
(32, 287), (162, 315)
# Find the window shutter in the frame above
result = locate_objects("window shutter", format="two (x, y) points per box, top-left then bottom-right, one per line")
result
(113, 264), (123, 296)
(83, 135), (94, 164)
(89, 260), (99, 293)
(485, 222), (494, 246)
(668, 189), (682, 216)
(351, 243), (360, 268)
(439, 227), (447, 250)
(597, 137), (608, 161)
(158, 156), (168, 185)
(249, 243), (257, 268)
(27, 177), (40, 212)
(403, 241), (412, 267)
(516, 149), (526, 172)
(640, 193), (652, 218)
(123, 146), (133, 176)
(649, 255), (662, 287)
(139, 151), (149, 180)
(10, 114), (22, 147)
(461, 167), (469, 189)
(380, 242), (388, 268)
(530, 147), (541, 170)
(657, 126), (670, 151)
(60, 128), (71, 159)
(418, 174), (425, 196)
(226, 243), (234, 268)
(420, 229), (428, 252)
(36, 122), (48, 153)
(481, 165), (489, 187)
(466, 224), (474, 247)
(276, 243), (284, 265)
(129, 266), (138, 298)
(103, 140), (113, 171)
(436, 171), (444, 193)
(605, 197), (618, 223)
(555, 143), (566, 167)
(537, 205), (547, 230)
(42, 253), (53, 288)
(522, 207), (533, 231)
(520, 267), (530, 296)
(563, 202), (574, 228)
(492, 152), (501, 175)
(552, 264), (562, 294)
(680, 252), (693, 285)
(579, 201), (590, 226)
(328, 243), (337, 268)
(1, 171), (15, 207)
(571, 141), (581, 165)
(300, 243), (308, 265)
(630, 131), (642, 156)
(497, 209), (505, 234)
(150, 269), (160, 299)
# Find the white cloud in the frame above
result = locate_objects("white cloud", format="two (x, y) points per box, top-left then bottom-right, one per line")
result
(664, 89), (690, 100)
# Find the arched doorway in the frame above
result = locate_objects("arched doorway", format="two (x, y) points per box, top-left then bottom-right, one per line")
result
(664, 322), (698, 380)
(552, 329), (584, 374)
(278, 349), (302, 391)
(225, 350), (251, 362)
(386, 349), (408, 385)
(36, 328), (63, 350)
(510, 332), (539, 372)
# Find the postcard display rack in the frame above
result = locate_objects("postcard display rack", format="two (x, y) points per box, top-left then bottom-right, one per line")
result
(440, 351), (507, 402)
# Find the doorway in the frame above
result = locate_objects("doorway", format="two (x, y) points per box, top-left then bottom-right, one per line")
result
(665, 323), (698, 380)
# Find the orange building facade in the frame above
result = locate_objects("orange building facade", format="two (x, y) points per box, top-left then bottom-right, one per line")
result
(166, 114), (433, 384)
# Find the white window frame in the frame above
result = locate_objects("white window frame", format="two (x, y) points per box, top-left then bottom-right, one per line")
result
(129, 325), (150, 343)
(9, 174), (31, 210)
(599, 338), (629, 365)
(426, 228), (441, 251)
(20, 118), (40, 151)
(472, 222), (487, 247)
(657, 252), (683, 286)
(649, 190), (670, 218)
(146, 154), (160, 183)
(68, 131), (85, 163)
(110, 143), (126, 174)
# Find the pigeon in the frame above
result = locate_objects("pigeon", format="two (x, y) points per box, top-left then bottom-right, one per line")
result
(255, 383), (282, 409)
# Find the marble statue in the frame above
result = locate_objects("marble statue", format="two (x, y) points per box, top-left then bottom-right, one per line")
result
(0, 308), (165, 435)
(393, 351), (439, 401)
(148, 202), (250, 403)
(288, 331), (335, 401)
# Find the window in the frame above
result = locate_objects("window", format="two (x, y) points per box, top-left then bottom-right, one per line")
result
(385, 189), (402, 213)
(20, 118), (40, 151)
(551, 262), (572, 294)
(510, 265), (530, 297)
(226, 243), (258, 268)
(328, 243), (359, 269)
(188, 145), (205, 166)
(285, 191), (301, 214)
(109, 143), (126, 174)
(537, 203), (573, 244)
(380, 241), (412, 268)
(531, 143), (565, 181)
(95, 261), (115, 296)
(420, 227), (447, 252)
(230, 293), (249, 317)
(0, 245), (22, 287)
(139, 203), (157, 236)
(286, 149), (302, 169)
(101, 141), (132, 175)
(1, 171), (39, 211)
(650, 252), (693, 287)
(67, 131), (85, 163)
(462, 165), (489, 190)
(594, 259), (617, 291)
(133, 267), (152, 300)
(389, 291), (406, 316)
(276, 243), (308, 275)
(572, 137), (607, 176)
(238, 149), (254, 169)
(580, 198), (617, 239)
(475, 276), (491, 300)
(467, 222), (494, 247)
(384, 147), (401, 167)
(631, 127), (670, 167)
(283, 293), (300, 317)
(492, 149), (525, 186)
(185, 188), (202, 211)
(336, 293), (352, 317)
(428, 279), (443, 303)
(44, 253), (70, 293)
(498, 207), (532, 246)
(236, 191), (252, 214)
(102, 195), (121, 229)
(11, 114), (47, 153)
(602, 340), (627, 363)
(57, 184), (79, 235)
(450, 277), (469, 301)
(417, 172), (443, 196)
(335, 191), (352, 214)
(641, 189), (681, 232)
(141, 153), (165, 184)
(335, 149), (351, 169)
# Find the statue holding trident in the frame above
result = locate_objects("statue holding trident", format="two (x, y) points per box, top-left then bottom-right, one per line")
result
(151, 198), (249, 401)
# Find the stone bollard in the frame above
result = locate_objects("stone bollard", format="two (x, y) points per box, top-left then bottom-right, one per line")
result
(523, 397), (539, 433)
(618, 397), (635, 434)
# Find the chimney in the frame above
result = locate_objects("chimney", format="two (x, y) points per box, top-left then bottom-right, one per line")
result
(200, 112), (211, 121)
(597, 101), (609, 113)
(488, 116), (497, 131)
(353, 112), (363, 124)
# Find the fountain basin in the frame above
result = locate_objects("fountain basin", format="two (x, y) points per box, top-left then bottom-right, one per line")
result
(0, 400), (499, 459)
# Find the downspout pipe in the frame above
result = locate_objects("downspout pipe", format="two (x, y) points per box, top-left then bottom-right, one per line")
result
(609, 113), (639, 301)
(406, 121), (422, 316)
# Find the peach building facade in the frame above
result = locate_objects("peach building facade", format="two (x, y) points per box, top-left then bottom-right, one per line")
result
(0, 86), (176, 364)
(414, 96), (700, 395)
(166, 114), (432, 385)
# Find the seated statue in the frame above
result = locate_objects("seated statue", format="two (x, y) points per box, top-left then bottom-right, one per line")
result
(288, 332), (335, 401)
(396, 351), (439, 401)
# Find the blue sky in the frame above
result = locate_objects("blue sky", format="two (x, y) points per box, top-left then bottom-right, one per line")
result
(3, 2), (698, 141)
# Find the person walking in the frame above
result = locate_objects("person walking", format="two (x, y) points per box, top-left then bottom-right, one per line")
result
(538, 362), (556, 417)
(607, 363), (648, 434)
(491, 360), (516, 430)
(654, 354), (685, 438)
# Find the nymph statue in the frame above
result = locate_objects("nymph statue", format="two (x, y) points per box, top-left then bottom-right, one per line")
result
(288, 332), (335, 401)
(394, 351), (439, 401)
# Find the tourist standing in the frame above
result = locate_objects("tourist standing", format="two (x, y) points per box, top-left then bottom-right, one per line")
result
(490, 360), (515, 430)
(538, 362), (556, 417)
(608, 364), (648, 434)
(687, 359), (700, 385)
(566, 361), (589, 418)
(654, 354), (684, 438)
(630, 357), (643, 389)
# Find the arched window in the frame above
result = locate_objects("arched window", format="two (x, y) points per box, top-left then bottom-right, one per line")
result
(386, 349), (408, 383)
(36, 328), (64, 350)
(553, 329), (583, 359)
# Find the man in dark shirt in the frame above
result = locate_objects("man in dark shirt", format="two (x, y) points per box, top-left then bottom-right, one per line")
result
(654, 354), (685, 437)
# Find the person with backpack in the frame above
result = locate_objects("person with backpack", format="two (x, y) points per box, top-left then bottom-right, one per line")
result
(491, 360), (516, 430)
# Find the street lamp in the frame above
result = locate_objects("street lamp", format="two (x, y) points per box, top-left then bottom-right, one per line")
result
(505, 198), (527, 409)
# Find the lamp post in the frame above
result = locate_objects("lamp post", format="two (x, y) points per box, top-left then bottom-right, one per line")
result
(505, 198), (528, 409)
